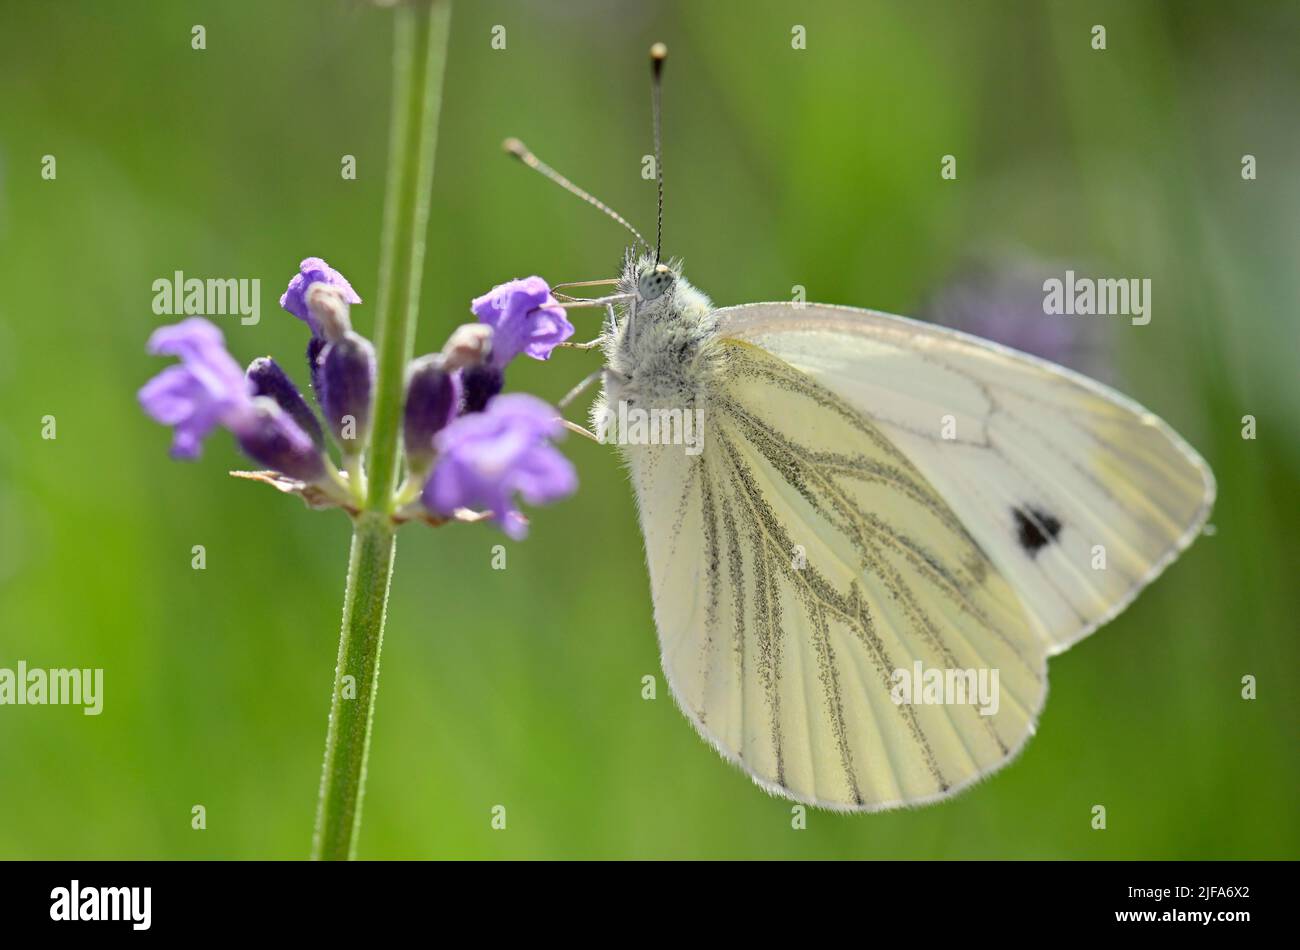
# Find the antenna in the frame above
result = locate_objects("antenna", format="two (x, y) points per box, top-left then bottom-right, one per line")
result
(650, 42), (667, 264)
(502, 137), (648, 250)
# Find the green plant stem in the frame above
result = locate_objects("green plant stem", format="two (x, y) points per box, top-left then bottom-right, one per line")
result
(312, 0), (452, 861)
(367, 0), (452, 512)
(312, 513), (395, 860)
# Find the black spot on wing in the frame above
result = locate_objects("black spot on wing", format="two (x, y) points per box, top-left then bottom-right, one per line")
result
(1012, 506), (1062, 556)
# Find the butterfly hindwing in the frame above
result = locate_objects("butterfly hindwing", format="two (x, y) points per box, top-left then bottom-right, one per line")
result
(630, 339), (1048, 809)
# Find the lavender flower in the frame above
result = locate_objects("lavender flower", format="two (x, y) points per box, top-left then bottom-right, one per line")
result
(470, 276), (573, 369)
(280, 257), (362, 338)
(140, 318), (326, 482)
(145, 266), (582, 540)
(139, 318), (255, 459)
(422, 393), (576, 539)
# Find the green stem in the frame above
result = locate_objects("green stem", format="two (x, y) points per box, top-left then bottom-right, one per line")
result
(311, 514), (395, 860)
(311, 0), (452, 861)
(366, 0), (452, 512)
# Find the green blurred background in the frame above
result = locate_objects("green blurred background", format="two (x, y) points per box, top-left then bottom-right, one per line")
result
(1, 0), (1296, 859)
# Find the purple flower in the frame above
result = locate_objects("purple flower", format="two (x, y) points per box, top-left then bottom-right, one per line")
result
(422, 393), (577, 539)
(470, 276), (573, 368)
(139, 318), (253, 459)
(140, 318), (326, 481)
(280, 257), (361, 337)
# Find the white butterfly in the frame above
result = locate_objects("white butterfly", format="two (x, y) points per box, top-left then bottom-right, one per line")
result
(589, 257), (1212, 810)
(518, 46), (1215, 811)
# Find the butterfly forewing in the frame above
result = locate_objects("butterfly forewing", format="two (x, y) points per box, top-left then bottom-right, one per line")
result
(716, 303), (1215, 654)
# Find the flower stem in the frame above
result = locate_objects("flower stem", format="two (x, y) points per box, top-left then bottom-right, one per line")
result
(312, 513), (395, 860)
(366, 0), (452, 513)
(312, 0), (452, 861)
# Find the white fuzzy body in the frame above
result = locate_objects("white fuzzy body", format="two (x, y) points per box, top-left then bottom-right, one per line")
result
(590, 253), (721, 448)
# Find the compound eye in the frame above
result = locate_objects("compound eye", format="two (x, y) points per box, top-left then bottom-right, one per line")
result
(638, 264), (675, 301)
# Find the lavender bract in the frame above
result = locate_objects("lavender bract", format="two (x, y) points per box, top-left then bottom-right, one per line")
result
(422, 392), (576, 539)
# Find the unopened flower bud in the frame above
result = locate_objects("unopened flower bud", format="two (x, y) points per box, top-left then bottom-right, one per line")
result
(403, 355), (460, 475)
(320, 332), (375, 454)
(441, 323), (494, 372)
(306, 282), (353, 342)
(235, 399), (328, 483)
(246, 356), (325, 448)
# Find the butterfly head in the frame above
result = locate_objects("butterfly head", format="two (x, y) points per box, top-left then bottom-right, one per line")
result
(619, 251), (712, 327)
(637, 262), (676, 302)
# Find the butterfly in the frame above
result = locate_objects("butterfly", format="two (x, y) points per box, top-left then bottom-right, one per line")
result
(511, 44), (1215, 811)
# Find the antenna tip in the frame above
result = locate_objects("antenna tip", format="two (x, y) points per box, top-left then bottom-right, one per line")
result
(501, 137), (529, 159)
(650, 42), (667, 68)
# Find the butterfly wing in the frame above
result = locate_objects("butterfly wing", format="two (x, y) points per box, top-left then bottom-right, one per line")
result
(629, 339), (1050, 809)
(716, 302), (1215, 654)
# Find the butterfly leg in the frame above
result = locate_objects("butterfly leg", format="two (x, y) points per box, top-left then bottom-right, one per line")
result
(558, 368), (604, 409)
(558, 418), (601, 443)
(556, 366), (623, 443)
(554, 292), (634, 311)
(556, 338), (603, 350)
(552, 277), (619, 296)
